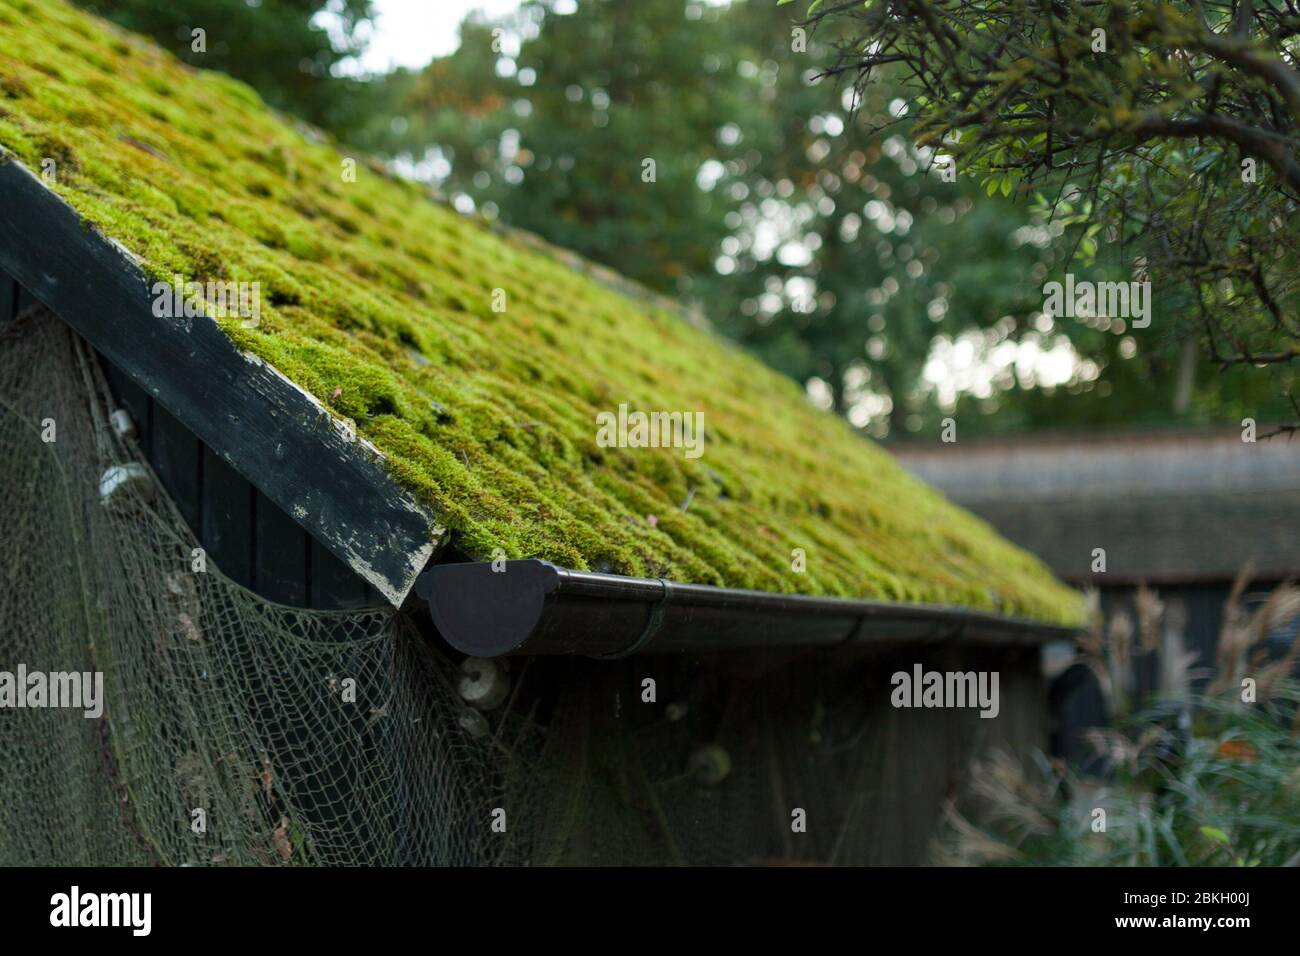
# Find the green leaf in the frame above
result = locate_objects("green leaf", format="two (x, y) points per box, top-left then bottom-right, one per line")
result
(1193, 151), (1222, 172)
(1199, 826), (1230, 845)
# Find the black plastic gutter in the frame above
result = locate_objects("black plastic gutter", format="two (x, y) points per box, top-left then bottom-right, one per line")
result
(420, 560), (1078, 658)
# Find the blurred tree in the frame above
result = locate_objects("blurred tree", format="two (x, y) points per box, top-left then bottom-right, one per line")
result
(698, 0), (1095, 435)
(376, 0), (763, 294)
(786, 0), (1300, 433)
(78, 0), (379, 137)
(390, 0), (1118, 435)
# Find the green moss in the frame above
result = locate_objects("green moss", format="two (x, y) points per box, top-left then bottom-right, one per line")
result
(0, 0), (1086, 624)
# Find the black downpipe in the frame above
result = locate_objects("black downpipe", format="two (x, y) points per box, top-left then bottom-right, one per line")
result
(420, 560), (1077, 659)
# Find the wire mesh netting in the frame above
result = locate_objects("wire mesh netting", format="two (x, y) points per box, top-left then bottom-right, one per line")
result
(1, 308), (1040, 865)
(1, 309), (524, 865)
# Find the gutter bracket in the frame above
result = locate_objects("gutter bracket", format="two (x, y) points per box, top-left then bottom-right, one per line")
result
(839, 614), (868, 648)
(597, 578), (674, 659)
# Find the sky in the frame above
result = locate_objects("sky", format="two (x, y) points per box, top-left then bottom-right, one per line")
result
(354, 0), (525, 73)
(345, 0), (727, 73)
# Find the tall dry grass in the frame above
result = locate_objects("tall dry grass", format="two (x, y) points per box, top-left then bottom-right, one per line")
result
(933, 569), (1300, 867)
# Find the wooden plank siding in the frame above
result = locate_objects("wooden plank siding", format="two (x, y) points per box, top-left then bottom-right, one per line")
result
(151, 402), (203, 535)
(0, 273), (33, 326)
(200, 446), (255, 590)
(1, 266), (384, 609)
(253, 489), (310, 607)
(14, 279), (34, 315)
(0, 272), (15, 325)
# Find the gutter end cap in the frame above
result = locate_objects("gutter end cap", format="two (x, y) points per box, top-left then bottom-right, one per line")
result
(427, 559), (562, 657)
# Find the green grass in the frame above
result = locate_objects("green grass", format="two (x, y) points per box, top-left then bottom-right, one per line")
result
(0, 0), (1084, 623)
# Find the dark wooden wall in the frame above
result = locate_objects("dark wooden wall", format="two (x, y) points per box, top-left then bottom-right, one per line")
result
(0, 266), (34, 321)
(1, 269), (384, 609)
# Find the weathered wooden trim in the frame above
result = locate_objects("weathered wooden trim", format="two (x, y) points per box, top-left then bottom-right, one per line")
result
(0, 157), (439, 606)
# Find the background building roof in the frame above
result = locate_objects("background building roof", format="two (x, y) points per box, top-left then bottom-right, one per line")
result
(895, 428), (1300, 584)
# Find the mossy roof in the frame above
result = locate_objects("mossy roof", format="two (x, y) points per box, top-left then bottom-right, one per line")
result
(0, 0), (1084, 625)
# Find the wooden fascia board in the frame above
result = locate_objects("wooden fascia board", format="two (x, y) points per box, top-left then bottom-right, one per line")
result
(0, 156), (440, 606)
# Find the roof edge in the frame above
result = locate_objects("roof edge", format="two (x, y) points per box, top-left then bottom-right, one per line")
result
(0, 155), (442, 606)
